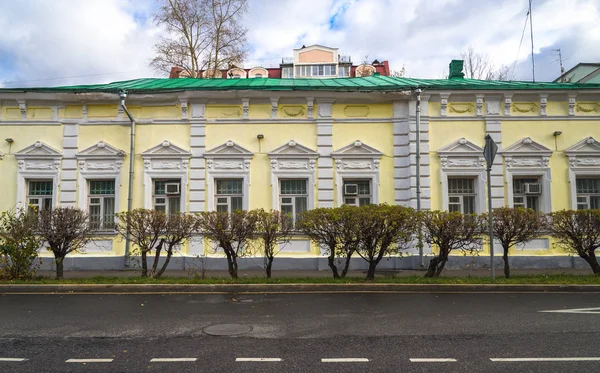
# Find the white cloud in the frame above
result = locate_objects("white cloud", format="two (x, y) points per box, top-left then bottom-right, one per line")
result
(0, 0), (598, 87)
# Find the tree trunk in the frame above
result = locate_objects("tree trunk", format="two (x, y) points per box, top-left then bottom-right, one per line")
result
(327, 253), (340, 279)
(425, 256), (440, 278)
(435, 258), (447, 277)
(365, 261), (377, 281)
(266, 256), (273, 279)
(150, 239), (164, 278)
(503, 252), (510, 279)
(225, 251), (238, 279)
(153, 247), (173, 279)
(141, 251), (148, 277)
(340, 252), (353, 278)
(581, 252), (600, 275)
(55, 257), (64, 280)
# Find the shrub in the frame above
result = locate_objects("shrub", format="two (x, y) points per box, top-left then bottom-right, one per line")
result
(550, 210), (600, 275)
(482, 207), (547, 278)
(0, 209), (43, 279)
(252, 209), (294, 278)
(38, 207), (93, 279)
(355, 204), (418, 280)
(421, 211), (483, 277)
(198, 210), (257, 279)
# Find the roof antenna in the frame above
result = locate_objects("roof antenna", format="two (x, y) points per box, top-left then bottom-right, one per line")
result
(529, 0), (535, 82)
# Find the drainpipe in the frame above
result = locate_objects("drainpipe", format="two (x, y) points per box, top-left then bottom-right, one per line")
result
(120, 91), (135, 267)
(415, 88), (424, 268)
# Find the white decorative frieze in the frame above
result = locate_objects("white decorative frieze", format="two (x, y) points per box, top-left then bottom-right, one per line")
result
(486, 99), (501, 116)
(568, 94), (577, 116)
(437, 138), (485, 170)
(306, 97), (314, 119)
(503, 137), (552, 169)
(565, 137), (600, 168)
(270, 97), (278, 119)
(268, 140), (319, 210)
(17, 100), (27, 120)
(332, 140), (383, 206)
(439, 93), (450, 117)
(539, 94), (548, 116)
(191, 102), (206, 119)
(242, 98), (250, 119)
(476, 95), (484, 116)
(504, 94), (513, 116)
(317, 101), (333, 118)
(14, 141), (62, 209)
(180, 99), (188, 119)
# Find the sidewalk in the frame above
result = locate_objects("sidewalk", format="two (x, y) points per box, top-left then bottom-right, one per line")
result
(36, 268), (594, 279)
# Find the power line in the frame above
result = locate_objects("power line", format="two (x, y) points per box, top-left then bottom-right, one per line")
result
(512, 5), (530, 78)
(529, 0), (535, 82)
(1, 71), (141, 86)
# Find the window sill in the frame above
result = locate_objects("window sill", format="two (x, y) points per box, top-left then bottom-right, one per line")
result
(90, 230), (118, 237)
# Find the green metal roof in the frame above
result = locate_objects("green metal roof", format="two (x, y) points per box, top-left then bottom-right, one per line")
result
(2, 76), (600, 94)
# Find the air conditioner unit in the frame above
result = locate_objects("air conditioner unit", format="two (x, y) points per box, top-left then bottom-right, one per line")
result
(344, 184), (358, 195)
(524, 183), (542, 194)
(165, 183), (180, 195)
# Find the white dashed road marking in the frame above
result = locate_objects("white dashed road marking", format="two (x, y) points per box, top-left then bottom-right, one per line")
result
(491, 357), (600, 362)
(150, 358), (198, 362)
(321, 358), (370, 363)
(0, 358), (28, 362)
(65, 359), (113, 363)
(539, 307), (600, 314)
(410, 358), (458, 362)
(236, 358), (282, 362)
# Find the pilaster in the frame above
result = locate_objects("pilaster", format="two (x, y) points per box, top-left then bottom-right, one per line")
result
(316, 99), (334, 207)
(485, 98), (505, 208)
(60, 123), (79, 207)
(408, 95), (431, 210)
(189, 102), (206, 214)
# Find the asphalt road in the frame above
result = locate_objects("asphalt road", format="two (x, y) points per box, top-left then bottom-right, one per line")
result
(1, 291), (599, 372)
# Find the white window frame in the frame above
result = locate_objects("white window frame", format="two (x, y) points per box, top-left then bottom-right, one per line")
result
(565, 137), (600, 210)
(268, 140), (318, 212)
(438, 138), (486, 213)
(442, 173), (485, 213)
(574, 177), (600, 210)
(27, 180), (54, 211)
(511, 177), (542, 211)
(332, 140), (382, 207)
(503, 137), (553, 213)
(152, 179), (182, 215)
(214, 178), (245, 213)
(205, 140), (253, 212)
(15, 141), (61, 210)
(279, 179), (309, 222)
(505, 170), (551, 213)
(141, 140), (191, 213)
(342, 179), (372, 206)
(87, 179), (117, 230)
(76, 141), (125, 230)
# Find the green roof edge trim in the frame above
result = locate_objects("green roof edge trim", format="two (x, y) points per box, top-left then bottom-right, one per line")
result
(2, 76), (600, 94)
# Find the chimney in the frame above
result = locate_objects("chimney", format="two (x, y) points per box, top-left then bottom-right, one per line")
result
(448, 60), (465, 79)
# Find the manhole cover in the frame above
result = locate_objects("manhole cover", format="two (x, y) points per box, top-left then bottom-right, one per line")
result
(203, 324), (253, 336)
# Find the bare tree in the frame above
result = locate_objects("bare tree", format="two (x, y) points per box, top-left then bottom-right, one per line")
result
(390, 65), (407, 78)
(116, 209), (167, 277)
(197, 210), (257, 279)
(37, 207), (93, 279)
(550, 210), (600, 275)
(461, 46), (513, 81)
(421, 211), (483, 278)
(151, 0), (248, 77)
(153, 213), (198, 278)
(252, 209), (293, 279)
(483, 207), (547, 278)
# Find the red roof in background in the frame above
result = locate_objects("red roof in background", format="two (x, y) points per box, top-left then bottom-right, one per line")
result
(168, 61), (390, 79)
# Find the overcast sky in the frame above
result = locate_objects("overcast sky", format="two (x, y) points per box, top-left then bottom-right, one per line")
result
(0, 0), (598, 87)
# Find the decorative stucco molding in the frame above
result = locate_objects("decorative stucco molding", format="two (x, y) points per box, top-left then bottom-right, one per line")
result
(437, 137), (486, 213)
(568, 94), (577, 116)
(141, 140), (191, 211)
(503, 137), (553, 212)
(203, 140), (254, 211)
(268, 140), (319, 210)
(332, 140), (383, 206)
(539, 94), (548, 116)
(565, 137), (600, 210)
(439, 93), (450, 117)
(14, 141), (62, 209)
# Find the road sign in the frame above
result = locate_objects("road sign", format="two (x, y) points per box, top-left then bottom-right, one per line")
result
(483, 134), (498, 169)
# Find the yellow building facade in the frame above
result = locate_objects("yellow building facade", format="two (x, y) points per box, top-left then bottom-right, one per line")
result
(1, 70), (599, 270)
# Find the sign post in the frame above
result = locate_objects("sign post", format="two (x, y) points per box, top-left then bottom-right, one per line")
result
(483, 134), (498, 280)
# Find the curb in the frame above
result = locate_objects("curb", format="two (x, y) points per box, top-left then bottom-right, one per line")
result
(1, 283), (600, 293)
